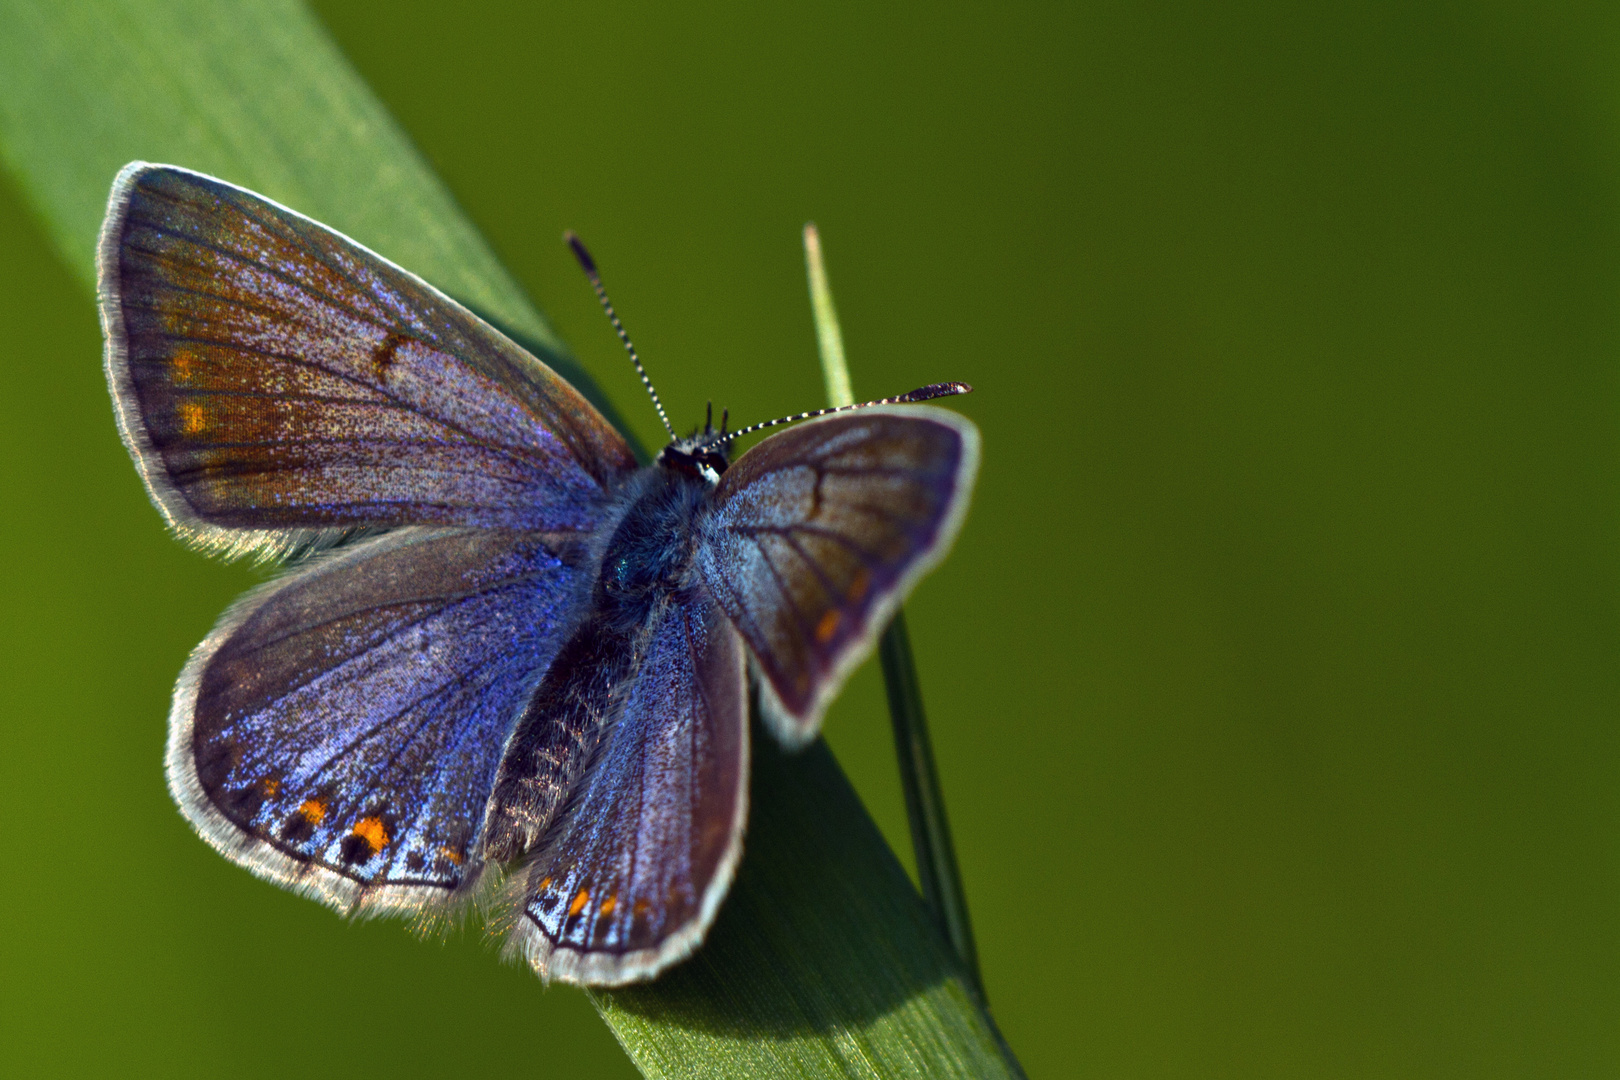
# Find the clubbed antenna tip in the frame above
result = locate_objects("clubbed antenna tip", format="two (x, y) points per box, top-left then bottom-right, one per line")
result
(564, 230), (598, 275)
(896, 382), (973, 402)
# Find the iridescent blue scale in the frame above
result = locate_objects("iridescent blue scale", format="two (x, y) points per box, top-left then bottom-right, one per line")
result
(99, 163), (979, 985)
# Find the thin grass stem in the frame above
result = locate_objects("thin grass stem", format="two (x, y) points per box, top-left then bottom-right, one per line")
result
(801, 222), (987, 1003)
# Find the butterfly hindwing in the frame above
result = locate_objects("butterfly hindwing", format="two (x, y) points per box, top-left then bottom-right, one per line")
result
(170, 526), (589, 915)
(99, 163), (637, 559)
(503, 587), (748, 985)
(698, 406), (979, 745)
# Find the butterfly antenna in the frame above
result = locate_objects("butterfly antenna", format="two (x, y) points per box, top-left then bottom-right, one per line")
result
(565, 231), (677, 440)
(697, 382), (972, 452)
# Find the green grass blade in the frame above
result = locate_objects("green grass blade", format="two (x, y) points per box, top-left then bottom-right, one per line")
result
(0, 0), (635, 443)
(0, 3), (1022, 1077)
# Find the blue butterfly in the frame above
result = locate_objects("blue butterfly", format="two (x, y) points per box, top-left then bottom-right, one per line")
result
(98, 162), (979, 985)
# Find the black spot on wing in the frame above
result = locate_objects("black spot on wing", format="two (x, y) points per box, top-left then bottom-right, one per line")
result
(370, 331), (411, 379)
(281, 811), (315, 844)
(339, 834), (374, 865)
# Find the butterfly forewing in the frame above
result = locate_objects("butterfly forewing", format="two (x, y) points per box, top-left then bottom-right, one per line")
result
(698, 406), (979, 744)
(100, 163), (636, 558)
(505, 588), (748, 985)
(172, 527), (589, 914)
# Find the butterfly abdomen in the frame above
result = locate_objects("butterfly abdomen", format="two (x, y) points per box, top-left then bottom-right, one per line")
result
(479, 614), (638, 863)
(478, 462), (714, 864)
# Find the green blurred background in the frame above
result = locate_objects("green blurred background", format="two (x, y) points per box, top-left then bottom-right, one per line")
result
(4, 1), (1620, 1076)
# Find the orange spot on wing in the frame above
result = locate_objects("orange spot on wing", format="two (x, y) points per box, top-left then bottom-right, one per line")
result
(847, 569), (871, 603)
(815, 608), (841, 644)
(538, 876), (553, 892)
(170, 351), (195, 383)
(599, 895), (617, 917)
(178, 402), (207, 435)
(632, 899), (651, 917)
(568, 889), (591, 917)
(437, 846), (464, 865)
(298, 799), (326, 824)
(352, 816), (389, 852)
(262, 778), (280, 797)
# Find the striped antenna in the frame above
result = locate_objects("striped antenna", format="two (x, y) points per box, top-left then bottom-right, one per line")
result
(694, 382), (972, 452)
(565, 231), (677, 440)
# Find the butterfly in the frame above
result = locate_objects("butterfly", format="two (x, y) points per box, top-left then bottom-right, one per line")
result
(97, 162), (979, 985)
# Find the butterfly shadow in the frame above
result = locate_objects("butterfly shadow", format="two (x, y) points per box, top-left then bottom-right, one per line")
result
(597, 714), (967, 1037)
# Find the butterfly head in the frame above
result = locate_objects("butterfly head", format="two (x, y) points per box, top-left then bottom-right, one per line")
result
(656, 405), (731, 486)
(656, 441), (730, 487)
